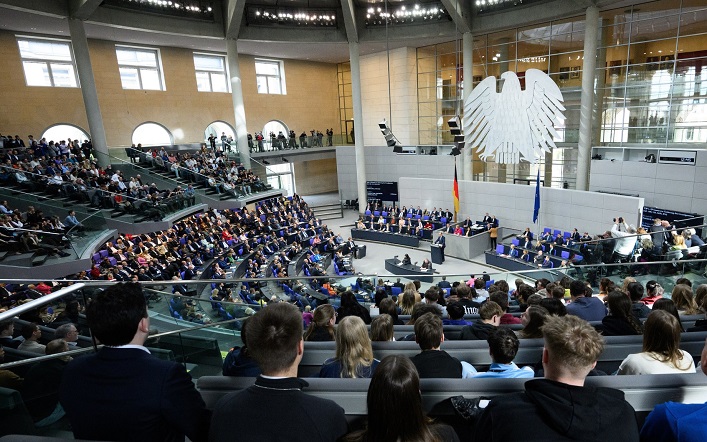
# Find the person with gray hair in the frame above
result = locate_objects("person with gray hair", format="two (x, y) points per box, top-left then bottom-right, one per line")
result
(54, 323), (79, 347)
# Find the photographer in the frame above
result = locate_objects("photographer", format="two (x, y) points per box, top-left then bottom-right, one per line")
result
(611, 216), (638, 260)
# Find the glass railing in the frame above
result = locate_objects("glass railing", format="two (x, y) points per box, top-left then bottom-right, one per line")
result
(2, 255), (706, 377)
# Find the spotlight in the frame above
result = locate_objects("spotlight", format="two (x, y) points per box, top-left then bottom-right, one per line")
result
(448, 116), (464, 156)
(378, 118), (403, 153)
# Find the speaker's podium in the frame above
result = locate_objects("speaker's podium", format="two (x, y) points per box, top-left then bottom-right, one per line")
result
(430, 244), (444, 265)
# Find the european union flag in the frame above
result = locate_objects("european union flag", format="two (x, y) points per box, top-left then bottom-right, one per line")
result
(533, 169), (540, 224)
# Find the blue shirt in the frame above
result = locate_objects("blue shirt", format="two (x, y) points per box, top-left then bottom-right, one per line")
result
(470, 362), (535, 379)
(566, 296), (607, 322)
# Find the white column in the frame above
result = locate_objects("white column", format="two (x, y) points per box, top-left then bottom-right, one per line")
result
(226, 39), (250, 169)
(462, 32), (473, 181)
(68, 18), (109, 166)
(349, 42), (367, 214)
(576, 6), (600, 191)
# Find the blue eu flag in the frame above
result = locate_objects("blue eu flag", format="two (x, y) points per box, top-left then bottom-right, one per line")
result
(533, 169), (540, 224)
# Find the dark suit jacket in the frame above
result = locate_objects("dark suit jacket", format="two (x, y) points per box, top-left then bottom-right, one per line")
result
(60, 347), (210, 442)
(435, 236), (446, 247)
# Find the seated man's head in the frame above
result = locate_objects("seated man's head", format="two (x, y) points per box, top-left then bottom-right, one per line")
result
(424, 288), (439, 305)
(479, 301), (503, 326)
(569, 280), (588, 299)
(414, 313), (444, 350)
(541, 315), (604, 384)
(409, 303), (442, 324)
(489, 292), (509, 313)
(487, 327), (520, 364)
(446, 302), (465, 321)
(87, 282), (148, 346)
(247, 303), (303, 376)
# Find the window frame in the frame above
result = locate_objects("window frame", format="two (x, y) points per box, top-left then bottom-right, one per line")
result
(115, 44), (166, 91)
(16, 35), (79, 88)
(193, 52), (230, 93)
(255, 58), (287, 95)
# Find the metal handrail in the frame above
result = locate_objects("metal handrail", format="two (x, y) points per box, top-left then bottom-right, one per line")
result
(0, 283), (85, 323)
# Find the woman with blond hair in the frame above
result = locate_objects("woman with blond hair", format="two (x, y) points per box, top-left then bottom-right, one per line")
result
(319, 316), (379, 378)
(618, 310), (695, 375)
(304, 304), (336, 342)
(400, 290), (417, 315)
(671, 284), (698, 315)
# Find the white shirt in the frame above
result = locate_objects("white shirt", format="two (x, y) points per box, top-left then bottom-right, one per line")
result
(618, 350), (695, 375)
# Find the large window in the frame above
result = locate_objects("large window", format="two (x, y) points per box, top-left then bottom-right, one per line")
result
(255, 59), (286, 94)
(116, 46), (164, 91)
(17, 37), (78, 87)
(194, 53), (229, 92)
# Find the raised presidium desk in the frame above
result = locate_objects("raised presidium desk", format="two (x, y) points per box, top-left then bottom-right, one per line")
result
(351, 228), (420, 247)
(384, 258), (435, 283)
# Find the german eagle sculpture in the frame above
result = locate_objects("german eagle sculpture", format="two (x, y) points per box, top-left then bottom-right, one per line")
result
(463, 69), (565, 164)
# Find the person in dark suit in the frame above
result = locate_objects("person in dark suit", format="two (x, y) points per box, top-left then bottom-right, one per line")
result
(59, 282), (210, 442)
(434, 232), (446, 262)
(210, 303), (348, 442)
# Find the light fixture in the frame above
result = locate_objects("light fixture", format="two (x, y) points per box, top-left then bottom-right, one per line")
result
(281, 157), (289, 162)
(249, 6), (337, 27)
(379, 119), (403, 153)
(364, 3), (448, 27)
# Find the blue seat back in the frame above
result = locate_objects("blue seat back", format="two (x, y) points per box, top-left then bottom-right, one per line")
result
(496, 244), (505, 254)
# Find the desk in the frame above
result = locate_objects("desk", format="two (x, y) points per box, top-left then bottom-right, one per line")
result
(384, 258), (434, 283)
(351, 229), (419, 247)
(484, 251), (560, 281)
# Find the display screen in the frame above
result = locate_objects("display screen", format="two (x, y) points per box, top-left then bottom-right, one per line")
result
(366, 181), (399, 202)
(642, 206), (703, 235)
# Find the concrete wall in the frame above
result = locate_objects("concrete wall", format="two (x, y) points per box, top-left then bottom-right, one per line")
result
(336, 145), (456, 201)
(590, 148), (707, 215)
(360, 47), (418, 147)
(293, 158), (338, 195)
(0, 31), (340, 147)
(400, 177), (645, 237)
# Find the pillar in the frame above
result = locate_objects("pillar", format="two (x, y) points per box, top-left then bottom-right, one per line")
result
(576, 6), (600, 191)
(226, 39), (251, 169)
(496, 37), (510, 184)
(68, 18), (109, 166)
(349, 42), (367, 214)
(462, 32), (473, 181)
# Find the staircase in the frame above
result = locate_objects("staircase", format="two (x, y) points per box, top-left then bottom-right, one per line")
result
(310, 203), (343, 221)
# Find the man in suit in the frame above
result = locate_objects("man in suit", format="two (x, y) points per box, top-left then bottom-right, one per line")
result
(210, 303), (348, 441)
(434, 231), (446, 262)
(59, 282), (210, 441)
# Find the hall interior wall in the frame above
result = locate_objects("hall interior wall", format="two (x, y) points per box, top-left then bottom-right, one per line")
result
(0, 31), (341, 148)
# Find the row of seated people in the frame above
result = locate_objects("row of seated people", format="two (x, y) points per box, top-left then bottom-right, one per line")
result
(147, 146), (268, 198)
(3, 283), (704, 441)
(0, 145), (193, 220)
(0, 203), (73, 257)
(0, 194), (324, 316)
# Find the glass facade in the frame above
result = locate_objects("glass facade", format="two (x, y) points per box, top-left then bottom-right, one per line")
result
(336, 62), (355, 144)
(414, 0), (707, 188)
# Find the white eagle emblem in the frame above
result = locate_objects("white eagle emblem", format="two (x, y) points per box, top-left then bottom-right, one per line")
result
(463, 69), (565, 164)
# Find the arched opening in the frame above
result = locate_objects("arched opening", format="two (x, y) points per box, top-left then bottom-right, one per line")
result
(204, 121), (236, 151)
(41, 123), (90, 144)
(132, 122), (173, 147)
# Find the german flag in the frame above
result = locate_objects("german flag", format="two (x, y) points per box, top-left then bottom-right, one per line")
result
(453, 160), (460, 219)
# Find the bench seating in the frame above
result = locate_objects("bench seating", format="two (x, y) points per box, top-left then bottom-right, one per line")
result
(197, 372), (707, 422)
(298, 332), (707, 377)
